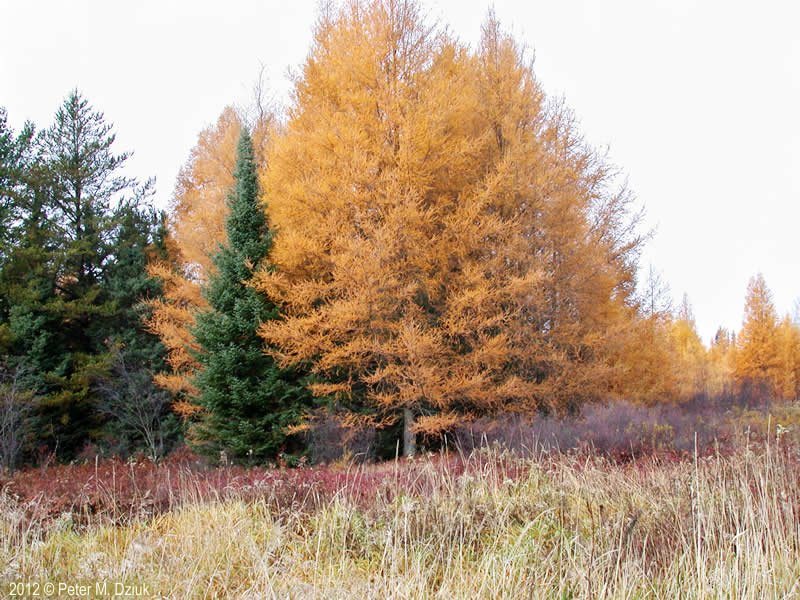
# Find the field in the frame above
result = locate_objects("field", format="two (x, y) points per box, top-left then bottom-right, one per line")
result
(3, 408), (800, 599)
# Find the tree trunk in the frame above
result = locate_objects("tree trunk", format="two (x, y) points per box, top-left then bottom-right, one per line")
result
(403, 407), (416, 457)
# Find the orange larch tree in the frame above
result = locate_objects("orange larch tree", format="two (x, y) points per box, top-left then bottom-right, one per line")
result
(253, 0), (644, 454)
(608, 265), (677, 405)
(735, 273), (780, 398)
(708, 327), (736, 398)
(669, 294), (709, 400)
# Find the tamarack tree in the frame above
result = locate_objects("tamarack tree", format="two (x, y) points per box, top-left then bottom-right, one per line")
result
(253, 0), (644, 455)
(735, 273), (780, 396)
(734, 273), (800, 401)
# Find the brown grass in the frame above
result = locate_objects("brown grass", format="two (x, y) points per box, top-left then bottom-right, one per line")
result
(3, 431), (800, 598)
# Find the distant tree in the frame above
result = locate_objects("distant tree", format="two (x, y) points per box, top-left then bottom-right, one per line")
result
(735, 273), (779, 397)
(670, 294), (708, 399)
(712, 327), (734, 351)
(191, 128), (311, 463)
(675, 293), (696, 326)
(708, 327), (736, 397)
(775, 316), (800, 402)
(639, 264), (673, 319)
(607, 265), (676, 405)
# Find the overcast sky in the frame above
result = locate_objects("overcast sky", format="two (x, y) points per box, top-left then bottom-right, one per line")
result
(2, 0), (798, 343)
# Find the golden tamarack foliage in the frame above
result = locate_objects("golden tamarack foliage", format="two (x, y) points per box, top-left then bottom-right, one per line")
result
(619, 276), (800, 406)
(251, 1), (644, 435)
(734, 274), (800, 401)
(145, 2), (800, 438)
(776, 316), (800, 401)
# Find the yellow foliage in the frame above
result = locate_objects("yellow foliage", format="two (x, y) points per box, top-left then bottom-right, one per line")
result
(776, 316), (800, 401)
(669, 300), (708, 400)
(253, 1), (644, 434)
(707, 327), (736, 398)
(607, 314), (679, 405)
(735, 273), (780, 395)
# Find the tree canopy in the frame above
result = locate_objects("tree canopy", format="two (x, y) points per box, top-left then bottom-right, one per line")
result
(4, 2), (799, 468)
(252, 1), (645, 452)
(0, 91), (172, 460)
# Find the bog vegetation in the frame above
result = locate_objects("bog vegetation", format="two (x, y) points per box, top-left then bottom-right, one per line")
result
(4, 424), (800, 598)
(2, 1), (800, 596)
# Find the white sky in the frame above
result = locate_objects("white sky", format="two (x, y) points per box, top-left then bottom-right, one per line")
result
(2, 0), (798, 344)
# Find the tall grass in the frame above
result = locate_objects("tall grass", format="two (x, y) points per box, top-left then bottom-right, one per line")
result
(3, 434), (800, 599)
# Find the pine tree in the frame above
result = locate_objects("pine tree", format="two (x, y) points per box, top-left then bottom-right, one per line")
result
(191, 128), (311, 463)
(0, 109), (35, 273)
(0, 108), (37, 346)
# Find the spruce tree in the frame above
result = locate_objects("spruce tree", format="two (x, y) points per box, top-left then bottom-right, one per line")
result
(191, 128), (311, 463)
(102, 200), (169, 369)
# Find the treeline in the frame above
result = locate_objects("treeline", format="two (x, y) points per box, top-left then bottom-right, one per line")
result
(2, 0), (799, 471)
(626, 272), (800, 405)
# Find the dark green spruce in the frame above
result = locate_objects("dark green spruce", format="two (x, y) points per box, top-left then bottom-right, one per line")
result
(191, 128), (311, 464)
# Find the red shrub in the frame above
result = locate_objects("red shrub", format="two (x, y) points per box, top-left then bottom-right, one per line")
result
(0, 449), (533, 536)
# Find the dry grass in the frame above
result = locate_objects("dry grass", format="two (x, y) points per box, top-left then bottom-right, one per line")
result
(3, 437), (800, 599)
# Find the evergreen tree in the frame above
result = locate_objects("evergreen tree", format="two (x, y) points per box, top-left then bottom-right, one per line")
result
(101, 200), (169, 367)
(92, 202), (182, 457)
(1, 92), (169, 458)
(0, 110), (27, 263)
(191, 128), (312, 463)
(0, 108), (39, 333)
(145, 106), (272, 408)
(41, 90), (142, 296)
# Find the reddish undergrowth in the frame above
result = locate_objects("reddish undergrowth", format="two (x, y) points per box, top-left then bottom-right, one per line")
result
(0, 448), (530, 534)
(4, 398), (796, 538)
